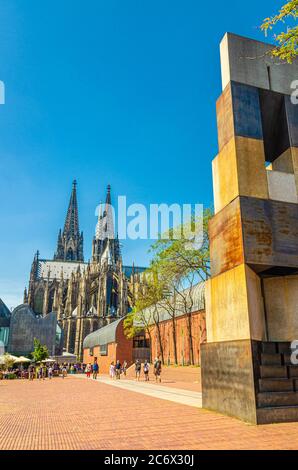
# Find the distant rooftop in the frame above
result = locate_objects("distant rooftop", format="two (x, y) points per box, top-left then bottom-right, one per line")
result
(0, 298), (10, 319)
(0, 298), (11, 328)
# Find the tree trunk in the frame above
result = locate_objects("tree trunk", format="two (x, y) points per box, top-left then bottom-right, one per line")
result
(186, 312), (195, 365)
(155, 320), (165, 365)
(171, 316), (178, 365)
(146, 329), (153, 363)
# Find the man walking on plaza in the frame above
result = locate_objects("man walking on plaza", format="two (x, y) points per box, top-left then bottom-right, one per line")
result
(115, 360), (121, 379)
(154, 358), (162, 383)
(135, 359), (141, 381)
(144, 360), (150, 381)
(92, 361), (99, 380)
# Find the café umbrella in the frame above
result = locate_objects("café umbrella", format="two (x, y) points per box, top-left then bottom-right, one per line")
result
(14, 356), (31, 364)
(0, 354), (19, 365)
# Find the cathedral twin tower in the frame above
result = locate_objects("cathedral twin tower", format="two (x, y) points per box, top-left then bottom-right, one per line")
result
(54, 180), (84, 263)
(25, 181), (145, 359)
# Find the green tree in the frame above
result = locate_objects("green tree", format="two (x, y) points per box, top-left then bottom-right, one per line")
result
(3, 353), (15, 370)
(31, 338), (49, 363)
(124, 274), (165, 364)
(149, 209), (212, 365)
(124, 306), (153, 362)
(124, 209), (212, 366)
(261, 1), (298, 63)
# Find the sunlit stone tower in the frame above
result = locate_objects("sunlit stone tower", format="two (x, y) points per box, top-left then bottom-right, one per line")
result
(201, 33), (298, 424)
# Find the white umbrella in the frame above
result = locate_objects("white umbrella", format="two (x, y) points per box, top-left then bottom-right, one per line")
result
(0, 354), (18, 364)
(14, 356), (31, 364)
(0, 354), (18, 366)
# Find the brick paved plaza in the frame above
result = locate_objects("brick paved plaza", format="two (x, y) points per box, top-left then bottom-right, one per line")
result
(1, 376), (298, 450)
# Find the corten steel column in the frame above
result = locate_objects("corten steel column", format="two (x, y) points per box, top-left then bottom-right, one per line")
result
(201, 33), (298, 424)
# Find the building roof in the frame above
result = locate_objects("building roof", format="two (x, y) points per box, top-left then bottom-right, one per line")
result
(135, 281), (205, 327)
(37, 259), (88, 280)
(83, 317), (123, 349)
(0, 298), (10, 319)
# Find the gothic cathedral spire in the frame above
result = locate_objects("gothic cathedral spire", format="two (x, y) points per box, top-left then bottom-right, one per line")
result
(92, 185), (121, 265)
(54, 180), (84, 262)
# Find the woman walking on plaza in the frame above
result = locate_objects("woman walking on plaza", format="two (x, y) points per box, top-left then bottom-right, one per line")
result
(143, 360), (150, 381)
(38, 365), (43, 381)
(154, 358), (162, 383)
(110, 362), (115, 379)
(86, 363), (92, 378)
(122, 360), (127, 377)
(62, 365), (67, 379)
(48, 365), (53, 380)
(28, 364), (34, 381)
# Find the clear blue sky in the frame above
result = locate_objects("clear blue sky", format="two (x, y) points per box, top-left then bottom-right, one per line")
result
(0, 0), (276, 308)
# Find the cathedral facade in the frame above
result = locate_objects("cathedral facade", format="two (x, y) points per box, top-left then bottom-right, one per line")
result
(24, 181), (146, 360)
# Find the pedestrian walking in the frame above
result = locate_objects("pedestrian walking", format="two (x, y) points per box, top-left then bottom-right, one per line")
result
(135, 359), (141, 381)
(92, 361), (99, 380)
(62, 365), (67, 379)
(38, 365), (43, 380)
(28, 364), (34, 381)
(86, 363), (92, 378)
(154, 357), (162, 383)
(115, 360), (121, 380)
(143, 360), (150, 381)
(110, 362), (115, 379)
(122, 360), (128, 377)
(48, 366), (53, 380)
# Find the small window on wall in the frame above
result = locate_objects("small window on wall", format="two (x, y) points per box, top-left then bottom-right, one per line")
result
(100, 344), (108, 356)
(133, 335), (149, 348)
(89, 348), (94, 357)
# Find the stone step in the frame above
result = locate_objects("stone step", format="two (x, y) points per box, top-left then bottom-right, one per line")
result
(257, 392), (298, 408)
(283, 353), (293, 365)
(259, 378), (294, 393)
(288, 365), (298, 378)
(260, 365), (287, 379)
(257, 405), (298, 424)
(261, 342), (277, 354)
(261, 353), (282, 366)
(277, 342), (292, 354)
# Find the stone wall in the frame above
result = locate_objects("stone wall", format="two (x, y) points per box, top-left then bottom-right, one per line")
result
(8, 304), (58, 356)
(148, 310), (206, 366)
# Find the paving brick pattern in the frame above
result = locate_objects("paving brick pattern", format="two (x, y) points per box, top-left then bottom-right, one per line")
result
(125, 365), (202, 392)
(1, 377), (298, 450)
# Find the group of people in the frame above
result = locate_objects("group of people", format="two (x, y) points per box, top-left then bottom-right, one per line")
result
(109, 360), (128, 379)
(108, 358), (162, 382)
(85, 362), (99, 380)
(27, 363), (68, 380)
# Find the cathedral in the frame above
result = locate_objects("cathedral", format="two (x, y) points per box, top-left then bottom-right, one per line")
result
(24, 181), (146, 360)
